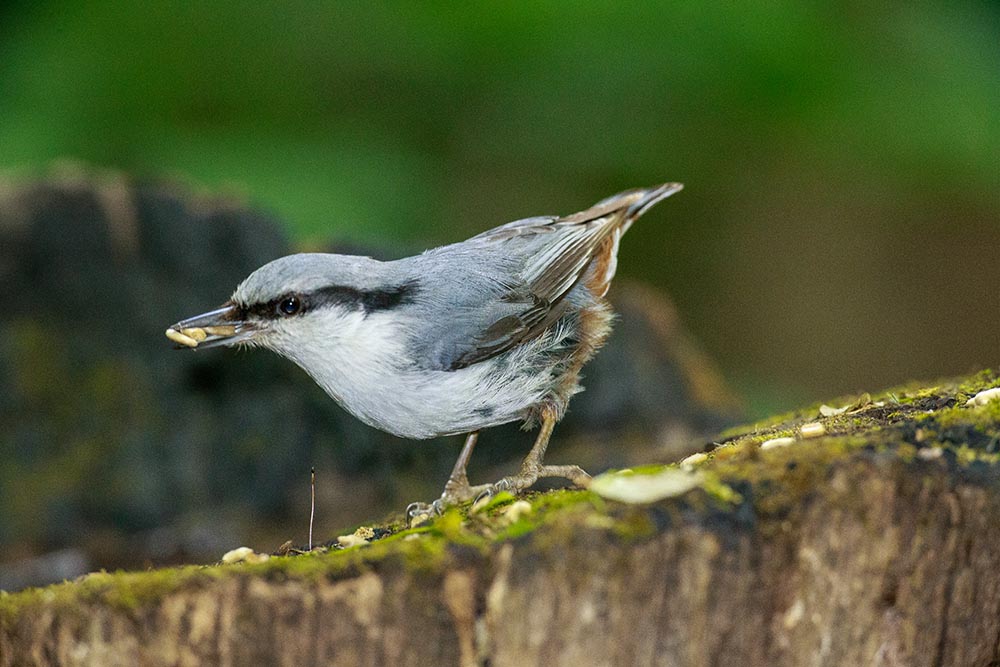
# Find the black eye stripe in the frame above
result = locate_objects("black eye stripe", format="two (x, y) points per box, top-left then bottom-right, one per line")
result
(236, 294), (306, 320)
(238, 280), (420, 321)
(310, 281), (419, 313)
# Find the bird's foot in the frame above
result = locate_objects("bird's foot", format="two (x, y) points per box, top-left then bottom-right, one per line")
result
(408, 465), (591, 524)
(406, 477), (491, 526)
(405, 500), (440, 525)
(474, 464), (592, 505)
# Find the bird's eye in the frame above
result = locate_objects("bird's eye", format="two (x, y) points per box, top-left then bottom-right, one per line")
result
(277, 296), (301, 317)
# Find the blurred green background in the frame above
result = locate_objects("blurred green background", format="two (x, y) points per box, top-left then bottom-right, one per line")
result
(2, 1), (998, 405)
(0, 1), (998, 585)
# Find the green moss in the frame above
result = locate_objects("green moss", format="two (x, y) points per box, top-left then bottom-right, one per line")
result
(711, 436), (846, 520)
(715, 409), (802, 440)
(0, 563), (221, 623)
(716, 370), (998, 446)
(271, 531), (453, 578)
(471, 490), (518, 513)
(701, 369), (1000, 525)
(610, 510), (658, 541)
(494, 517), (536, 540)
(929, 399), (1000, 431)
(952, 445), (1000, 465)
(699, 472), (743, 505)
(3, 369), (998, 624)
(96, 567), (224, 611)
(955, 369), (1000, 398)
(615, 463), (672, 476)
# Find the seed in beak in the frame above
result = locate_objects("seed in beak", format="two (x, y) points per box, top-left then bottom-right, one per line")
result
(165, 328), (200, 348)
(182, 327), (208, 342)
(203, 325), (236, 337)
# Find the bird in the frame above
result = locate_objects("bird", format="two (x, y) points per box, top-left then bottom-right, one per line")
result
(166, 182), (683, 516)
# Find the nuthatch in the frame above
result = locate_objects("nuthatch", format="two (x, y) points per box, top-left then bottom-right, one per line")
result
(167, 183), (683, 515)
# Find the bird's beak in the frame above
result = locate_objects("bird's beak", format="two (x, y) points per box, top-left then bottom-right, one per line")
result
(165, 303), (256, 350)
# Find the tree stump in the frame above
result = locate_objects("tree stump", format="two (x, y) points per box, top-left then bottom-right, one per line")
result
(3, 371), (999, 667)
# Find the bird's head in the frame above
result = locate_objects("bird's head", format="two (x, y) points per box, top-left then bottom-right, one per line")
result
(165, 253), (416, 358)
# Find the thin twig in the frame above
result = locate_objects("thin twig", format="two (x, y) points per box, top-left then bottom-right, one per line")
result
(309, 466), (316, 551)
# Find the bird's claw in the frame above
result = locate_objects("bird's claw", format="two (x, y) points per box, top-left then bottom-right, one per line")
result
(472, 478), (513, 508)
(472, 488), (493, 508)
(405, 497), (453, 527)
(405, 501), (439, 526)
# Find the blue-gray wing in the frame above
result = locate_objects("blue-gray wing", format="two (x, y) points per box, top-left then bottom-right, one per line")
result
(412, 183), (682, 371)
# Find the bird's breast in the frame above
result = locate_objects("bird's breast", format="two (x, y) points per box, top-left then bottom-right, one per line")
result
(284, 310), (580, 440)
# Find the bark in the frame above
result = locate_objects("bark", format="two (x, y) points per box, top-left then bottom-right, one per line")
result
(3, 373), (1000, 667)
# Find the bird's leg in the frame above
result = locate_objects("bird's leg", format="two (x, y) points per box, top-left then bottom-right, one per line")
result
(407, 432), (489, 521)
(478, 405), (591, 502)
(438, 431), (491, 506)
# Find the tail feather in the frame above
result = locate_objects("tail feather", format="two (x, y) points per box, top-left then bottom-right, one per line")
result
(621, 182), (683, 234)
(585, 182), (683, 296)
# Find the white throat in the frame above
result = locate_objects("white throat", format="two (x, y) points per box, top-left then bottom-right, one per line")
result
(272, 309), (407, 409)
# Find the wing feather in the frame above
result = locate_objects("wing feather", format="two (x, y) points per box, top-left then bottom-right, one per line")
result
(441, 183), (682, 370)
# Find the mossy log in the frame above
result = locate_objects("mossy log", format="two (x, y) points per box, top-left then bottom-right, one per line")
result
(3, 371), (1000, 666)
